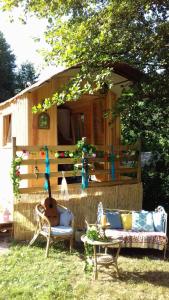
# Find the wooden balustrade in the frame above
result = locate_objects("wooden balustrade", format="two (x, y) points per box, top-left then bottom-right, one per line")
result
(12, 137), (141, 194)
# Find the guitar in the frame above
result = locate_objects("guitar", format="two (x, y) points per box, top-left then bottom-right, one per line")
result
(41, 173), (60, 226)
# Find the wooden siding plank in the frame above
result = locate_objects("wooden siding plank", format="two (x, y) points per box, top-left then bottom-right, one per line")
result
(19, 167), (138, 180)
(19, 179), (139, 193)
(16, 143), (140, 152)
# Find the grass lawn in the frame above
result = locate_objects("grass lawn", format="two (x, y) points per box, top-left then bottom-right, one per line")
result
(0, 240), (169, 300)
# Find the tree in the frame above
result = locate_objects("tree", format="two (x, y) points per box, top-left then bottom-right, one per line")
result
(0, 31), (38, 101)
(15, 61), (39, 93)
(1, 1), (168, 107)
(3, 1), (167, 150)
(0, 31), (16, 102)
(1, 0), (169, 209)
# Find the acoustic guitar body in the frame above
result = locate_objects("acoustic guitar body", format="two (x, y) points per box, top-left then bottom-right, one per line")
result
(42, 174), (60, 226)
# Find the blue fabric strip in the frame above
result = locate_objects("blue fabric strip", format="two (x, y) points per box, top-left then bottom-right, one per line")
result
(81, 157), (89, 189)
(44, 146), (50, 190)
(110, 148), (115, 180)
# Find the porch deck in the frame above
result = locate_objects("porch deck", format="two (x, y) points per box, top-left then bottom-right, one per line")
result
(11, 138), (142, 240)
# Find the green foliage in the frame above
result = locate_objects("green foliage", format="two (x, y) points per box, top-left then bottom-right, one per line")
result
(73, 138), (96, 175)
(86, 226), (110, 242)
(1, 0), (169, 207)
(0, 31), (16, 102)
(10, 156), (23, 198)
(74, 138), (96, 159)
(142, 155), (169, 213)
(0, 31), (38, 101)
(86, 227), (100, 241)
(15, 61), (39, 93)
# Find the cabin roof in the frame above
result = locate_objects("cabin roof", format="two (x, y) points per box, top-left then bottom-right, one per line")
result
(0, 62), (143, 108)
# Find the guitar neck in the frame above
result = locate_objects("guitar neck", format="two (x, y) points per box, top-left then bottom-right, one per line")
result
(45, 173), (52, 198)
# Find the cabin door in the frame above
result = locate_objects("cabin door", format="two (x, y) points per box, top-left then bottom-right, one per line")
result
(57, 99), (105, 145)
(71, 104), (92, 144)
(57, 106), (89, 145)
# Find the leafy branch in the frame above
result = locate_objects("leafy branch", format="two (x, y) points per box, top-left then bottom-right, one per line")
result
(10, 156), (23, 198)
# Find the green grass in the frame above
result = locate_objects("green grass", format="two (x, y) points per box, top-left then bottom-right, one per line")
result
(0, 241), (169, 300)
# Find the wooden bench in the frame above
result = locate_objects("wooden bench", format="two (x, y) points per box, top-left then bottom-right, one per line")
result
(103, 206), (168, 259)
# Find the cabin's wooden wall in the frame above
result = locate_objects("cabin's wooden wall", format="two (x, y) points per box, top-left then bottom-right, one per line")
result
(27, 90), (57, 188)
(0, 95), (29, 146)
(14, 182), (143, 240)
(28, 81), (57, 147)
(13, 96), (29, 145)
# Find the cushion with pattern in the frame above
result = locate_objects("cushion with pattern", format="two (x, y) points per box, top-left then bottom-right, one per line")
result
(132, 211), (155, 232)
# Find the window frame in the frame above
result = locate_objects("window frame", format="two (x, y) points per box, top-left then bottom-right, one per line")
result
(38, 112), (50, 129)
(3, 114), (12, 145)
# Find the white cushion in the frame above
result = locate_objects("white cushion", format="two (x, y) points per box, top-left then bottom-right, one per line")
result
(153, 212), (164, 232)
(59, 210), (73, 226)
(50, 226), (73, 236)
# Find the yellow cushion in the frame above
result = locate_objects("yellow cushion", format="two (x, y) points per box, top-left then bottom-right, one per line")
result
(121, 213), (132, 230)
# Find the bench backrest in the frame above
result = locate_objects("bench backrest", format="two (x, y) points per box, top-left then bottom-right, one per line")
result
(103, 206), (167, 234)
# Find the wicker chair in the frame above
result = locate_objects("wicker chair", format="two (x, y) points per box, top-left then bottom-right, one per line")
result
(29, 203), (74, 257)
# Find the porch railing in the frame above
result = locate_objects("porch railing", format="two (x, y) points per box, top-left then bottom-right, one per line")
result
(12, 137), (141, 194)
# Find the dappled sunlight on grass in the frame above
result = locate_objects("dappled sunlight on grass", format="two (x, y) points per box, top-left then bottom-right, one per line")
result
(0, 241), (169, 299)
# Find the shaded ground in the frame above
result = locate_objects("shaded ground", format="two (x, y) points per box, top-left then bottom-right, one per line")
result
(0, 240), (11, 255)
(0, 231), (12, 255)
(0, 235), (169, 258)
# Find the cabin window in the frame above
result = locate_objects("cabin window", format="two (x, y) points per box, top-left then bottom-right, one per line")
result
(3, 114), (12, 145)
(38, 112), (50, 129)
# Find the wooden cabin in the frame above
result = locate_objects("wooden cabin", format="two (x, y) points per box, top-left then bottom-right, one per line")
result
(0, 63), (143, 240)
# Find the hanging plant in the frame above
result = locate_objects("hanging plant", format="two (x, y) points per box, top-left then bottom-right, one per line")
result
(73, 138), (96, 175)
(10, 156), (23, 198)
(74, 138), (96, 159)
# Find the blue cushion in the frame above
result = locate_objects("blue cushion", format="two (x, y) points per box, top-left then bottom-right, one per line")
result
(59, 210), (73, 227)
(153, 212), (164, 232)
(105, 211), (122, 229)
(132, 211), (155, 232)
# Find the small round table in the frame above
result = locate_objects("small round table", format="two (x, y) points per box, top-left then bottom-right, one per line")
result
(81, 235), (123, 280)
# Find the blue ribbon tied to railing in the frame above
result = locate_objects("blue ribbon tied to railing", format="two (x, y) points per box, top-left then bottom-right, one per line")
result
(110, 147), (115, 180)
(44, 146), (50, 190)
(81, 157), (89, 190)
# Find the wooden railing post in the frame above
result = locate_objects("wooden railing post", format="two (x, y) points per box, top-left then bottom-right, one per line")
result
(12, 137), (17, 196)
(12, 137), (16, 160)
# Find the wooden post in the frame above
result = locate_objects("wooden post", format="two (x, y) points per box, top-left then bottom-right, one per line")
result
(12, 137), (16, 160)
(12, 137), (16, 236)
(12, 137), (17, 196)
(105, 91), (121, 180)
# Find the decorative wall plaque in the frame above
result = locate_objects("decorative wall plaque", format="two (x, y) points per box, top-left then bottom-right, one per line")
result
(38, 112), (50, 129)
